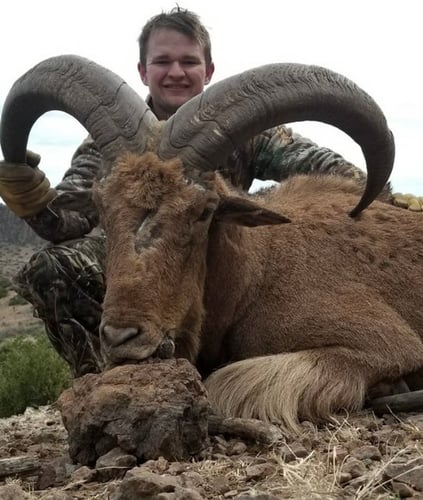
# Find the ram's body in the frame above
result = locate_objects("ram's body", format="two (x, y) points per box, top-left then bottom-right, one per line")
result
(94, 152), (423, 431)
(1, 55), (410, 431)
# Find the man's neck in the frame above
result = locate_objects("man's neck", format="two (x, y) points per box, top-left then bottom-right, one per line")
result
(145, 95), (172, 120)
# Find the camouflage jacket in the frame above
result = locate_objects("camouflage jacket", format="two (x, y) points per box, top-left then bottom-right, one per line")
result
(25, 125), (363, 243)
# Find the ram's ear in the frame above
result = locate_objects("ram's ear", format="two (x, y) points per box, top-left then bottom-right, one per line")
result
(214, 195), (290, 227)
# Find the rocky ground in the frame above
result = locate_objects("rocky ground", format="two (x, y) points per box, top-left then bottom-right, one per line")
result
(1, 244), (423, 499)
(1, 405), (423, 499)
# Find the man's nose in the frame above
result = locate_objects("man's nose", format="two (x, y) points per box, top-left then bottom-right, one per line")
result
(167, 61), (185, 77)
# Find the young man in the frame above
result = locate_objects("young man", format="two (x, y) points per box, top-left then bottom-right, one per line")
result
(137, 14), (215, 120)
(0, 7), (412, 376)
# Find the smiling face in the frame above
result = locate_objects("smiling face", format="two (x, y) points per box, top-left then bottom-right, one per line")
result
(138, 28), (215, 120)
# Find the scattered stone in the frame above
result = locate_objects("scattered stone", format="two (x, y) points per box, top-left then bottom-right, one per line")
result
(35, 463), (57, 489)
(288, 441), (309, 458)
(33, 454), (75, 490)
(245, 463), (276, 480)
(209, 475), (232, 495)
(344, 472), (375, 491)
(227, 441), (248, 456)
(335, 471), (352, 484)
(167, 462), (188, 475)
(329, 445), (349, 464)
(213, 435), (230, 454)
(384, 458), (423, 491)
(69, 464), (97, 483)
(180, 470), (204, 489)
(351, 444), (382, 461)
(392, 480), (416, 498)
(110, 468), (179, 499)
(371, 427), (406, 447)
(345, 439), (366, 451)
(143, 456), (170, 474)
(299, 435), (313, 451)
(277, 442), (309, 462)
(96, 447), (137, 481)
(341, 457), (367, 478)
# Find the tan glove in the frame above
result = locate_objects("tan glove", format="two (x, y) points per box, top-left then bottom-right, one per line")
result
(0, 151), (57, 217)
(392, 192), (423, 212)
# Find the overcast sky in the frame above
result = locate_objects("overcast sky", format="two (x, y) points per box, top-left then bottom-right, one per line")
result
(1, 0), (422, 194)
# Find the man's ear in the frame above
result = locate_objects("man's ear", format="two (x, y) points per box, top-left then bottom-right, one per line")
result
(214, 195), (290, 227)
(204, 62), (215, 85)
(137, 62), (148, 86)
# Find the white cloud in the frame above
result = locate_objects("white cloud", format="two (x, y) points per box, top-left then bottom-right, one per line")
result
(1, 0), (422, 192)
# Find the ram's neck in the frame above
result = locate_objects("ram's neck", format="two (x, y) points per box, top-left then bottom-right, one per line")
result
(197, 218), (266, 374)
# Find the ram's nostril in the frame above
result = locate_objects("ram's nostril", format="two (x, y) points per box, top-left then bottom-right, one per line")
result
(101, 324), (139, 347)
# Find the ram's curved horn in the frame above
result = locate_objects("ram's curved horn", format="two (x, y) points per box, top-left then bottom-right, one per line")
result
(159, 63), (395, 217)
(0, 55), (157, 174)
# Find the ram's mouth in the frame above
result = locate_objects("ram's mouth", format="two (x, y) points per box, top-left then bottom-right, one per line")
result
(99, 320), (176, 366)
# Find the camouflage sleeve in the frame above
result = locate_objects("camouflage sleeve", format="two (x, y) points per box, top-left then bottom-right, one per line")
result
(23, 136), (102, 243)
(251, 125), (366, 183)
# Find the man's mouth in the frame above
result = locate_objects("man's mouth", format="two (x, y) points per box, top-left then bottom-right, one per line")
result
(164, 84), (189, 90)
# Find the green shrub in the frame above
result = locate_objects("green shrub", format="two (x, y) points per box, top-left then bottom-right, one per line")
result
(0, 275), (11, 288)
(8, 294), (28, 306)
(0, 275), (11, 299)
(0, 333), (72, 418)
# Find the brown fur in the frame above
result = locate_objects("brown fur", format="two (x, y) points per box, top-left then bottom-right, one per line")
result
(94, 152), (423, 432)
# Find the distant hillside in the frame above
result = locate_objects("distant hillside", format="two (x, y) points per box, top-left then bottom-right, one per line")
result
(0, 204), (45, 245)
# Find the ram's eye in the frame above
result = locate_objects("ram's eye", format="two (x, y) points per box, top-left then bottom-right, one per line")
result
(197, 207), (213, 222)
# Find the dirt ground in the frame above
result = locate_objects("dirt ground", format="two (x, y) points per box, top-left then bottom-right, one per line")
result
(1, 245), (423, 499)
(0, 290), (43, 338)
(1, 404), (423, 499)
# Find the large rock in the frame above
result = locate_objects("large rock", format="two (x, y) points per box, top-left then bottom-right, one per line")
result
(58, 359), (210, 466)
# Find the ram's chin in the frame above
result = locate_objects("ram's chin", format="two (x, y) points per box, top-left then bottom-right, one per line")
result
(102, 343), (158, 368)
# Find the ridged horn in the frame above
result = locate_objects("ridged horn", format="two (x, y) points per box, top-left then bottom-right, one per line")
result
(158, 63), (395, 217)
(0, 55), (157, 174)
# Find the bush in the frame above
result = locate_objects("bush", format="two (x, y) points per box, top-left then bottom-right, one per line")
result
(0, 275), (11, 299)
(8, 294), (28, 306)
(0, 275), (11, 288)
(0, 333), (72, 418)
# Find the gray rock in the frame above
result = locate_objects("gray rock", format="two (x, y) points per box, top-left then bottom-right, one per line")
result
(58, 359), (210, 465)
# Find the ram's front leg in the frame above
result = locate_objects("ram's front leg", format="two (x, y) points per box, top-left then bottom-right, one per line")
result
(205, 312), (423, 433)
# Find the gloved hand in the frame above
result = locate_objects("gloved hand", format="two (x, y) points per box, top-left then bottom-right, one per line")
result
(0, 151), (57, 217)
(392, 192), (423, 212)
